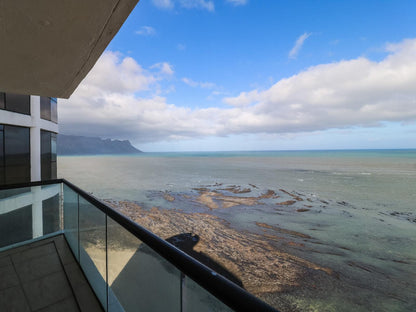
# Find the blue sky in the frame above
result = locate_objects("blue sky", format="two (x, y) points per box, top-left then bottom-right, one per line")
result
(60, 0), (416, 151)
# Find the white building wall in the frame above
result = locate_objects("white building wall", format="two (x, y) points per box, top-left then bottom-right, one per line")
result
(0, 109), (32, 127)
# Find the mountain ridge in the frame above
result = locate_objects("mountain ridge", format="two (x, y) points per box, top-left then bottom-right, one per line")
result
(57, 134), (142, 155)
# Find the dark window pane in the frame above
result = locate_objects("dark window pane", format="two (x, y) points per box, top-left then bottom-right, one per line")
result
(41, 131), (57, 180)
(41, 163), (51, 180)
(41, 131), (52, 180)
(40, 96), (51, 120)
(5, 93), (30, 115)
(0, 168), (4, 185)
(0, 129), (3, 185)
(5, 166), (31, 184)
(51, 100), (58, 123)
(51, 133), (57, 161)
(5, 126), (30, 165)
(0, 92), (5, 109)
(4, 126), (30, 184)
(51, 162), (57, 179)
(0, 129), (3, 162)
(41, 130), (51, 155)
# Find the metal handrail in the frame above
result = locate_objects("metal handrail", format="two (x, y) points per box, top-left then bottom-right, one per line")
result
(0, 179), (278, 312)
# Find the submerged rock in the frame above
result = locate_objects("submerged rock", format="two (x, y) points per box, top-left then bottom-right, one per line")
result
(113, 201), (333, 297)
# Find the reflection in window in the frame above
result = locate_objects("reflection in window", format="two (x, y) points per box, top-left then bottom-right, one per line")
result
(40, 96), (58, 123)
(0, 125), (31, 185)
(40, 96), (51, 120)
(41, 130), (57, 180)
(3, 125), (31, 184)
(0, 126), (4, 185)
(4, 93), (30, 115)
(0, 92), (5, 109)
(51, 99), (58, 123)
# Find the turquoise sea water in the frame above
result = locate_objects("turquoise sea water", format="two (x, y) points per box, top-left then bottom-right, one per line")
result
(58, 150), (416, 311)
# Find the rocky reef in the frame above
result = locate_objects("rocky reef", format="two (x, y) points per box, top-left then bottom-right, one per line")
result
(106, 185), (343, 311)
(106, 184), (415, 311)
(112, 200), (335, 295)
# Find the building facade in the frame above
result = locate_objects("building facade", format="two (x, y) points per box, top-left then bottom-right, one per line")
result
(0, 92), (58, 185)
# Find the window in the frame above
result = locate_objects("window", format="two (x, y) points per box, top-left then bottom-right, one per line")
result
(41, 130), (57, 180)
(4, 125), (31, 184)
(0, 92), (5, 109)
(40, 96), (51, 120)
(51, 98), (58, 123)
(0, 125), (31, 185)
(40, 96), (58, 123)
(0, 125), (4, 185)
(4, 93), (30, 115)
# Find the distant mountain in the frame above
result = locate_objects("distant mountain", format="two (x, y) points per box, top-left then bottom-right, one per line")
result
(57, 134), (142, 155)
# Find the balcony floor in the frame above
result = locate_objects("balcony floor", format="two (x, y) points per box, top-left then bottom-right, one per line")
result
(0, 235), (103, 312)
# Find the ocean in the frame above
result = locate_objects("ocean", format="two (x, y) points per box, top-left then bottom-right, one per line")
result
(58, 150), (416, 311)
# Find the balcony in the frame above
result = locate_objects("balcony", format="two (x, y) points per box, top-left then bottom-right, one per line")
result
(0, 179), (277, 312)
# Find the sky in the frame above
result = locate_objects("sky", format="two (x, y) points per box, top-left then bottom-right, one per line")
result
(59, 0), (416, 152)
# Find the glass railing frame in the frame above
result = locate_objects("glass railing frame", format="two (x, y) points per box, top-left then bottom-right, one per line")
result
(0, 179), (278, 312)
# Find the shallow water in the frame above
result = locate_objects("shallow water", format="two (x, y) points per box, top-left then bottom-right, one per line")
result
(58, 150), (416, 311)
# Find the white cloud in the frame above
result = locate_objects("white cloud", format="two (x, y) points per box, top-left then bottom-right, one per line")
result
(182, 77), (216, 89)
(179, 0), (214, 11)
(135, 26), (156, 36)
(60, 39), (416, 145)
(289, 32), (311, 59)
(151, 62), (174, 76)
(177, 43), (186, 51)
(226, 0), (248, 6)
(151, 0), (214, 11)
(151, 0), (174, 9)
(226, 38), (416, 133)
(78, 51), (156, 94)
(223, 90), (259, 107)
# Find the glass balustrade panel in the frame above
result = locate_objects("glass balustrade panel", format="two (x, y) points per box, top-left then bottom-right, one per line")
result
(182, 276), (233, 312)
(41, 184), (61, 235)
(79, 196), (107, 310)
(0, 184), (62, 249)
(107, 217), (181, 312)
(0, 186), (32, 248)
(63, 184), (79, 260)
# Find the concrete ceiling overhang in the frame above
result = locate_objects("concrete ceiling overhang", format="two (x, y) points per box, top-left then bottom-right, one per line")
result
(0, 0), (139, 99)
